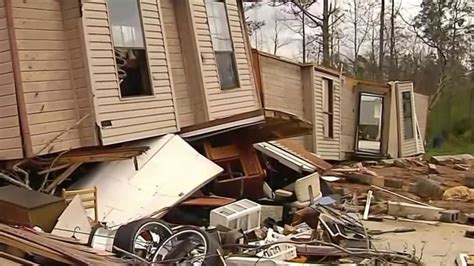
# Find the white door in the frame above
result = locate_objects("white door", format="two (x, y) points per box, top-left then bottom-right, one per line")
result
(396, 82), (424, 157)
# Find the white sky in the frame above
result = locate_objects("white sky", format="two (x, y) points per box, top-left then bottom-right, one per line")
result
(246, 0), (423, 61)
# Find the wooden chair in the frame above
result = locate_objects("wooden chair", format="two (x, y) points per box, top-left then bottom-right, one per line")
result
(62, 187), (98, 223)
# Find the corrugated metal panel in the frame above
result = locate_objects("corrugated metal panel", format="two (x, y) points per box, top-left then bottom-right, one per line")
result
(254, 141), (317, 173)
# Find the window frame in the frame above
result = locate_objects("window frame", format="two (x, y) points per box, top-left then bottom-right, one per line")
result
(106, 0), (154, 99)
(205, 0), (240, 90)
(322, 78), (334, 139)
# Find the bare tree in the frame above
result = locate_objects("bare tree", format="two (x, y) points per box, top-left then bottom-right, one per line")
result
(343, 0), (374, 75)
(379, 0), (385, 79)
(267, 13), (294, 55)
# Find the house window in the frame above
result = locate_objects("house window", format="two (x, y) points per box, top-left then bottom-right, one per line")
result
(205, 0), (239, 90)
(402, 91), (414, 140)
(108, 0), (152, 97)
(322, 78), (334, 138)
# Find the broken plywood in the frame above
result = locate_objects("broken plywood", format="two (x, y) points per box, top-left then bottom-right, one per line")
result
(52, 196), (91, 244)
(71, 134), (223, 228)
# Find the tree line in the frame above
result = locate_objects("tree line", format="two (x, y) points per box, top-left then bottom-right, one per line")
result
(246, 0), (474, 147)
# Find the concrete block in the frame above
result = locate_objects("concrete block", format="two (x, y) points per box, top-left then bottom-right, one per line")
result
(384, 178), (404, 189)
(370, 176), (385, 187)
(387, 201), (443, 221)
(439, 210), (460, 223)
(346, 174), (372, 185)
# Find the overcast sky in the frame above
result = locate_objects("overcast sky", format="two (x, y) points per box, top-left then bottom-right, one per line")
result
(246, 0), (424, 60)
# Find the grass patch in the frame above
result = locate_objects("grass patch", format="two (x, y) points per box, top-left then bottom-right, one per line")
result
(425, 142), (474, 159)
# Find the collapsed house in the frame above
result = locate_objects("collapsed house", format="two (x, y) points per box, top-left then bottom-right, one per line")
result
(0, 0), (264, 160)
(253, 50), (429, 160)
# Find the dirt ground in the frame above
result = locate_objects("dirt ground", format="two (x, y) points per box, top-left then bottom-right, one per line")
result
(261, 206), (474, 265)
(364, 219), (474, 265)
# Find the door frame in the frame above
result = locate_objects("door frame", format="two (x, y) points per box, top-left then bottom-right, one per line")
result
(355, 91), (386, 155)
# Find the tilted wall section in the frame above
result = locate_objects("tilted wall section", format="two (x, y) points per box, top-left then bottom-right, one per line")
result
(81, 0), (179, 145)
(0, 0), (22, 159)
(191, 0), (259, 119)
(10, 0), (95, 156)
(313, 70), (342, 160)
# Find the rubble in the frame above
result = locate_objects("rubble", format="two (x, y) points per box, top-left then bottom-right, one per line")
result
(0, 132), (472, 264)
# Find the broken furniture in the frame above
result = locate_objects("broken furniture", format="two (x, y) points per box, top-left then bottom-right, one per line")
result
(62, 187), (98, 223)
(203, 140), (266, 199)
(0, 186), (66, 232)
(276, 173), (322, 215)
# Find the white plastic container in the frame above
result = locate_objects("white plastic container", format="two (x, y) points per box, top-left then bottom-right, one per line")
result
(257, 243), (297, 261)
(210, 199), (261, 232)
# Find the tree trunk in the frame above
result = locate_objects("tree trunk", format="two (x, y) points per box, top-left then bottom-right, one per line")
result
(302, 12), (306, 63)
(353, 0), (358, 76)
(389, 0), (396, 80)
(378, 0), (385, 80)
(322, 0), (330, 66)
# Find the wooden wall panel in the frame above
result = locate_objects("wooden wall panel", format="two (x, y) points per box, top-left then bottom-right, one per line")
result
(259, 55), (305, 146)
(0, 0), (23, 159)
(81, 0), (178, 145)
(192, 0), (259, 120)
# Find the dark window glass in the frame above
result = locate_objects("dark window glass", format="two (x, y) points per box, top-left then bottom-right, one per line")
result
(402, 91), (414, 140)
(206, 0), (239, 89)
(108, 0), (152, 97)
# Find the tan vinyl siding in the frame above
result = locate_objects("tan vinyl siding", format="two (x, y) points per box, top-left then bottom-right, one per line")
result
(193, 0), (259, 119)
(11, 0), (94, 156)
(259, 55), (305, 146)
(161, 0), (194, 127)
(81, 0), (178, 145)
(0, 0), (23, 159)
(314, 71), (341, 160)
(61, 0), (96, 149)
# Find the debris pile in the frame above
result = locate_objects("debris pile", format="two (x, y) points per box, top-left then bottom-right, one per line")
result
(0, 135), (472, 265)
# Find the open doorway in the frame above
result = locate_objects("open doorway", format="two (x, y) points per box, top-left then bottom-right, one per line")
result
(357, 93), (384, 154)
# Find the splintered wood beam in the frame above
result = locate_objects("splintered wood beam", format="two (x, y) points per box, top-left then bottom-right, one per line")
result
(56, 146), (149, 164)
(44, 163), (82, 193)
(37, 164), (72, 175)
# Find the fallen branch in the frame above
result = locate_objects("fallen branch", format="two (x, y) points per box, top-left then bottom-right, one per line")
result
(12, 161), (29, 187)
(0, 172), (32, 190)
(370, 185), (432, 207)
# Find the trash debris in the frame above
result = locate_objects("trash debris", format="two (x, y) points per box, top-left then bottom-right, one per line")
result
(443, 186), (474, 201)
